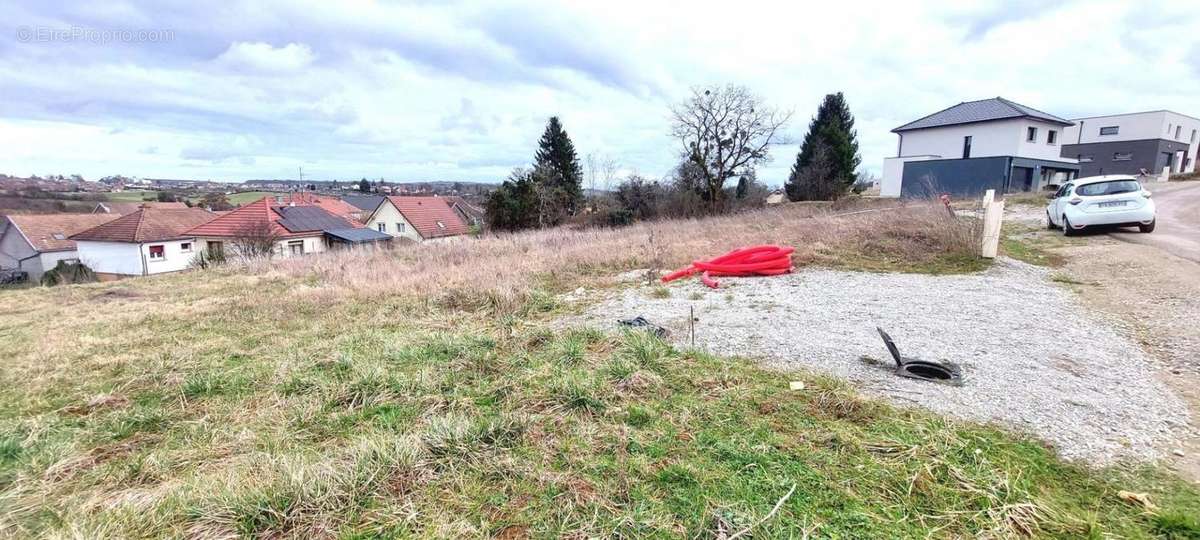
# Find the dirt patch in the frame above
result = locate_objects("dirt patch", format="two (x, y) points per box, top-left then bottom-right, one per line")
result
(1053, 241), (1200, 482)
(569, 259), (1187, 466)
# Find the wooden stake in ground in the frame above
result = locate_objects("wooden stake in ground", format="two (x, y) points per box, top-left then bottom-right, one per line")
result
(981, 191), (1004, 259)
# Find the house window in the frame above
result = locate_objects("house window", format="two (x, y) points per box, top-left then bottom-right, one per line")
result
(1099, 126), (1119, 136)
(148, 245), (165, 260)
(1176, 126), (1183, 139)
(52, 233), (66, 240)
(1026, 127), (1037, 142)
(288, 240), (305, 255)
(377, 223), (387, 233)
(1192, 129), (1197, 143)
(1078, 155), (1094, 163)
(1047, 130), (1057, 144)
(180, 242), (192, 253)
(1113, 152), (1133, 161)
(395, 222), (404, 233)
(207, 241), (224, 256)
(962, 136), (972, 159)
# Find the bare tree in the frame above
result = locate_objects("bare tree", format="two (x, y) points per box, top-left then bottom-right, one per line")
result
(670, 85), (791, 209)
(230, 220), (281, 260)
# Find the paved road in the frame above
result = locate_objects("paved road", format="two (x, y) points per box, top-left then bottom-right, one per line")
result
(1110, 182), (1200, 263)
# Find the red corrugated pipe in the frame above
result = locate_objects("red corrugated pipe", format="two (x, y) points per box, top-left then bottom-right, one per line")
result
(661, 245), (794, 289)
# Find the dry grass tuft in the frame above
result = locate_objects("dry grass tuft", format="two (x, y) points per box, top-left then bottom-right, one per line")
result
(225, 201), (979, 312)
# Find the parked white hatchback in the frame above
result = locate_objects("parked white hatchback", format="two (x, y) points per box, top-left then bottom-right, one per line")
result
(1046, 175), (1155, 236)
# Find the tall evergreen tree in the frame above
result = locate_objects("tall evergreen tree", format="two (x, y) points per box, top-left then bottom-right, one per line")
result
(533, 116), (584, 218)
(786, 92), (861, 201)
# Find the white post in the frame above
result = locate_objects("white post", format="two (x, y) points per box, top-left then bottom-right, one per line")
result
(981, 199), (1004, 259)
(982, 189), (995, 208)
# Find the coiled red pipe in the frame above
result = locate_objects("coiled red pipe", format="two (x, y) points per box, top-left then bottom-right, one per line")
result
(661, 245), (794, 289)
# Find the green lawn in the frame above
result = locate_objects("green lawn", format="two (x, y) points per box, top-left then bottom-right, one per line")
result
(105, 190), (283, 207)
(103, 190), (159, 202)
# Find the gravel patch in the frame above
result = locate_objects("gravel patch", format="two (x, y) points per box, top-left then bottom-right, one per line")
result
(569, 259), (1188, 465)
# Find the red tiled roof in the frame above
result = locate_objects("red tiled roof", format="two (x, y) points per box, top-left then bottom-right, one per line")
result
(185, 197), (360, 239)
(384, 196), (469, 239)
(72, 208), (216, 243)
(282, 192), (363, 222)
(94, 201), (189, 215)
(4, 213), (121, 252)
(444, 196), (485, 221)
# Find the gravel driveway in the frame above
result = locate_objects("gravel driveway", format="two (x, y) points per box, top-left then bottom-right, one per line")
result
(572, 259), (1188, 465)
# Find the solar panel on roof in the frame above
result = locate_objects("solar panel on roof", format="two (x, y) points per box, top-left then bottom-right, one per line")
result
(275, 205), (356, 232)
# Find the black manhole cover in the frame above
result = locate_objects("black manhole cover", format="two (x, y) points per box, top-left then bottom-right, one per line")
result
(877, 327), (963, 386)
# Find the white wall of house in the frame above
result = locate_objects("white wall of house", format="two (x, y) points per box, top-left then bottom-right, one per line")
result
(1064, 111), (1167, 145)
(78, 238), (198, 276)
(196, 235), (326, 259)
(1014, 120), (1071, 162)
(365, 201), (423, 242)
(0, 224), (39, 276)
(77, 241), (143, 275)
(898, 119), (1023, 159)
(898, 119), (1072, 162)
(880, 155), (939, 197)
(141, 239), (198, 274)
(39, 250), (83, 274)
(274, 236), (327, 258)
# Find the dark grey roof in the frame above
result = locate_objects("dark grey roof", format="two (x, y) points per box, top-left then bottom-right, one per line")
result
(275, 205), (356, 233)
(324, 228), (393, 243)
(340, 195), (385, 211)
(893, 97), (1073, 132)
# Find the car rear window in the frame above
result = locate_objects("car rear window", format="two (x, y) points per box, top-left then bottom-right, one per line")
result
(1076, 180), (1140, 196)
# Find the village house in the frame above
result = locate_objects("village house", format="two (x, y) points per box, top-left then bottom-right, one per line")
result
(443, 195), (485, 228)
(92, 201), (189, 214)
(363, 196), (470, 242)
(881, 97), (1080, 197)
(0, 213), (119, 281)
(279, 192), (368, 223)
(186, 197), (390, 258)
(71, 208), (218, 279)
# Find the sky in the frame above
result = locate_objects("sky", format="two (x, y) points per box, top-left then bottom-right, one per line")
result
(1, 0), (1198, 187)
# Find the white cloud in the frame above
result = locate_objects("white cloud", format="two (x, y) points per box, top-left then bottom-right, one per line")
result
(215, 41), (315, 73)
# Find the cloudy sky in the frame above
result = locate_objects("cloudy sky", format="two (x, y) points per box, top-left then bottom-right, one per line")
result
(2, 0), (1198, 186)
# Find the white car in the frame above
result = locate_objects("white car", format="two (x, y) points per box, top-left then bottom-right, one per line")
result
(1045, 175), (1155, 236)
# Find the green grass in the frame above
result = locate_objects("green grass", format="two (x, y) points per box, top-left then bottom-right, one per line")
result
(103, 190), (159, 202)
(1000, 223), (1076, 267)
(0, 271), (1196, 538)
(220, 191), (285, 206)
(105, 190), (284, 206)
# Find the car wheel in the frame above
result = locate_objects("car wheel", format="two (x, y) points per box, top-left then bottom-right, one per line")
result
(1046, 212), (1056, 230)
(1062, 216), (1079, 237)
(1138, 220), (1156, 233)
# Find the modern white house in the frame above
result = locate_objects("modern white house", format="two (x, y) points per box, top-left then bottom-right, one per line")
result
(71, 208), (217, 279)
(1059, 110), (1199, 177)
(0, 214), (118, 281)
(364, 196), (469, 243)
(881, 97), (1080, 197)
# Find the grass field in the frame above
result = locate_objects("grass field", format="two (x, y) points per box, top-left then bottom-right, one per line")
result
(1, 203), (1196, 538)
(104, 190), (284, 207)
(103, 190), (160, 203)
